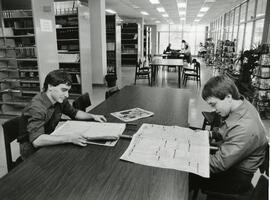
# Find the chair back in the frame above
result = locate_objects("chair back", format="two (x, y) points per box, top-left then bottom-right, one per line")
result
(73, 93), (91, 112)
(2, 116), (27, 171)
(249, 174), (268, 200)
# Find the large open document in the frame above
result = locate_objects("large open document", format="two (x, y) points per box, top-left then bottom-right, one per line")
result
(52, 121), (126, 146)
(120, 123), (210, 177)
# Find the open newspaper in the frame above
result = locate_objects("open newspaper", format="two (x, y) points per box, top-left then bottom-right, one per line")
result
(120, 123), (210, 178)
(51, 121), (126, 146)
(111, 107), (154, 122)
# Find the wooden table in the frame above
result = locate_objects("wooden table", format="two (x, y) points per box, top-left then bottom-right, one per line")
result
(150, 58), (184, 88)
(0, 86), (190, 200)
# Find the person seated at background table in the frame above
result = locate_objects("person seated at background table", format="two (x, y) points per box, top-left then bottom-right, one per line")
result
(164, 43), (172, 53)
(190, 75), (268, 195)
(182, 44), (192, 64)
(198, 42), (206, 58)
(19, 70), (107, 159)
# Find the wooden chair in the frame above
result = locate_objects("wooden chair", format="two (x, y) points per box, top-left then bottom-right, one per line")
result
(134, 58), (151, 85)
(249, 174), (268, 200)
(183, 60), (201, 87)
(105, 86), (120, 99)
(73, 93), (91, 112)
(2, 116), (28, 171)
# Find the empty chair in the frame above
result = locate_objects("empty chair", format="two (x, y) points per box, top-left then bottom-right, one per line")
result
(73, 93), (91, 112)
(183, 59), (201, 87)
(105, 86), (120, 99)
(2, 116), (28, 171)
(134, 58), (151, 85)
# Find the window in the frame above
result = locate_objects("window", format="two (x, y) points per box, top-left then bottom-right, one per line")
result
(256, 0), (267, 17)
(244, 22), (253, 50)
(240, 2), (247, 23)
(247, 0), (256, 21)
(234, 6), (240, 25)
(237, 24), (245, 52)
(253, 18), (264, 46)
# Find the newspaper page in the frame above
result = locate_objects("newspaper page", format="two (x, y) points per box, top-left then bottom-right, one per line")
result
(111, 107), (154, 122)
(51, 121), (126, 147)
(120, 123), (210, 177)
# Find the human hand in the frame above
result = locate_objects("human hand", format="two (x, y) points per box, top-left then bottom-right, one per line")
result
(92, 114), (107, 122)
(68, 133), (88, 147)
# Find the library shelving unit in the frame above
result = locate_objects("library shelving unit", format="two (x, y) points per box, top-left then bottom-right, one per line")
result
(54, 4), (91, 98)
(121, 23), (139, 67)
(105, 14), (121, 85)
(253, 46), (270, 119)
(143, 26), (151, 58)
(0, 10), (39, 116)
(204, 38), (215, 66)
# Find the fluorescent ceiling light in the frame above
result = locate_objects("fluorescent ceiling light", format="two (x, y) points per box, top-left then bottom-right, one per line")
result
(194, 19), (200, 22)
(200, 7), (209, 12)
(197, 13), (204, 17)
(157, 7), (165, 12)
(162, 13), (169, 17)
(141, 11), (149, 15)
(180, 17), (186, 21)
(205, 0), (216, 2)
(155, 20), (161, 23)
(177, 2), (186, 8)
(149, 0), (160, 4)
(178, 11), (186, 15)
(105, 9), (116, 14)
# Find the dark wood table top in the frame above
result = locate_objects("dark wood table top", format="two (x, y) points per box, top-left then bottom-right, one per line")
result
(0, 86), (191, 200)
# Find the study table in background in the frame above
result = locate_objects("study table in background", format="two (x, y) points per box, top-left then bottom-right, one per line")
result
(150, 58), (184, 88)
(0, 86), (191, 200)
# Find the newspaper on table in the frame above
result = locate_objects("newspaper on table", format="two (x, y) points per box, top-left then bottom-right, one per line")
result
(111, 107), (154, 122)
(120, 123), (210, 178)
(51, 121), (126, 146)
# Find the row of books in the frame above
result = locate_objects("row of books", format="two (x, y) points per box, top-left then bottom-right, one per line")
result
(1, 10), (32, 18)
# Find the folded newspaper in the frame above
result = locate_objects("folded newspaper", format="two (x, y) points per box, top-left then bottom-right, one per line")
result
(111, 107), (154, 122)
(51, 121), (126, 146)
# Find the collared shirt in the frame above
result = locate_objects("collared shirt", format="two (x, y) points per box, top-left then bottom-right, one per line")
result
(210, 98), (268, 174)
(20, 92), (78, 159)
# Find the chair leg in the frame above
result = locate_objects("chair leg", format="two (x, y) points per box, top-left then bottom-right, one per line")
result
(148, 74), (150, 86)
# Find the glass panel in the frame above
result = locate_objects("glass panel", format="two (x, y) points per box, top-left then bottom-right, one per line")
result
(240, 2), (247, 23)
(234, 6), (240, 24)
(237, 24), (245, 53)
(233, 24), (239, 40)
(169, 32), (182, 50)
(253, 18), (264, 46)
(158, 32), (169, 54)
(243, 22), (253, 50)
(256, 0), (267, 17)
(247, 0), (256, 21)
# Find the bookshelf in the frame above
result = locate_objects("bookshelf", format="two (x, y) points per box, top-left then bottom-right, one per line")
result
(105, 14), (121, 87)
(0, 10), (39, 116)
(253, 45), (270, 119)
(54, 3), (91, 98)
(121, 23), (139, 67)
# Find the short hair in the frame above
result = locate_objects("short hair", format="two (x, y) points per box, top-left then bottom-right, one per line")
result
(192, 58), (197, 63)
(202, 75), (240, 101)
(182, 40), (186, 43)
(43, 70), (72, 92)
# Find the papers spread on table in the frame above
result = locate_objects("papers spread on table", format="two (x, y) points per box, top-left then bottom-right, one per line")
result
(51, 121), (126, 147)
(111, 108), (154, 122)
(120, 123), (210, 178)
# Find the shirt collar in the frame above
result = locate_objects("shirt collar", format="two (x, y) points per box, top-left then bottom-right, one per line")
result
(224, 96), (248, 126)
(41, 92), (54, 109)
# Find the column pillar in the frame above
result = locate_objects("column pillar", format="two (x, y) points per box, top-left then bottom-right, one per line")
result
(89, 0), (107, 84)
